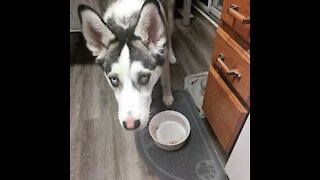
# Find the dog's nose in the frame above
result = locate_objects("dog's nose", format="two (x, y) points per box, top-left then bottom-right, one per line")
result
(123, 116), (140, 130)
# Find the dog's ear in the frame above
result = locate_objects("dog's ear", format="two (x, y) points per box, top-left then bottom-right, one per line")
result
(134, 0), (166, 56)
(78, 5), (115, 59)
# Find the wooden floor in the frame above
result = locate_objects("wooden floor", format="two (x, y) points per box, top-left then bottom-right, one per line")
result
(70, 0), (117, 31)
(70, 7), (224, 180)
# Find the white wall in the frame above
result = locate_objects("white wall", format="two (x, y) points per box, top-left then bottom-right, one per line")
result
(225, 114), (250, 180)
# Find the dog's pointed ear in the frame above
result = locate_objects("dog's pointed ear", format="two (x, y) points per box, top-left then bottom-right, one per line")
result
(134, 1), (166, 55)
(78, 5), (115, 59)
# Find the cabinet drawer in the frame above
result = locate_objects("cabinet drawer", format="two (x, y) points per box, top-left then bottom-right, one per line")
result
(221, 0), (250, 43)
(203, 64), (248, 153)
(212, 27), (250, 106)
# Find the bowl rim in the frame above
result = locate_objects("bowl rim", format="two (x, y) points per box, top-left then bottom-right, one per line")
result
(149, 110), (191, 146)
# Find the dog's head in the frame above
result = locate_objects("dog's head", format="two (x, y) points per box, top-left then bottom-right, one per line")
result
(78, 1), (166, 131)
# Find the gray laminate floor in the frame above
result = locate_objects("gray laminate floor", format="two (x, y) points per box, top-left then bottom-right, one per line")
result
(70, 7), (227, 180)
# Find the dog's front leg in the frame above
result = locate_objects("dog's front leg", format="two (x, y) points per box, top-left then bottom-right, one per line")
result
(161, 58), (174, 106)
(167, 0), (177, 64)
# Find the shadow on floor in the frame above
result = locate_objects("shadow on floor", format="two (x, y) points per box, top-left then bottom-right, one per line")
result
(70, 32), (95, 65)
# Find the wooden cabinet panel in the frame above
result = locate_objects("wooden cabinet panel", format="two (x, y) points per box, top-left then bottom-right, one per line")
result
(212, 27), (250, 106)
(203, 65), (248, 153)
(220, 0), (250, 43)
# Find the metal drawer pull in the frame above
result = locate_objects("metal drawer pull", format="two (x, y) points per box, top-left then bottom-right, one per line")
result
(228, 4), (250, 24)
(216, 54), (241, 78)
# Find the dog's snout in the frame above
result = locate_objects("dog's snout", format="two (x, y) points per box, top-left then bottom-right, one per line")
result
(123, 116), (140, 130)
(123, 120), (140, 130)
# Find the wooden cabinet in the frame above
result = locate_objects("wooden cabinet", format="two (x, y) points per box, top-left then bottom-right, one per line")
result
(203, 0), (250, 154)
(212, 27), (250, 106)
(203, 65), (248, 153)
(220, 0), (250, 43)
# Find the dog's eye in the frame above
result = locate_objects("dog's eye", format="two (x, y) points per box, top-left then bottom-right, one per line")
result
(109, 76), (119, 87)
(139, 73), (150, 85)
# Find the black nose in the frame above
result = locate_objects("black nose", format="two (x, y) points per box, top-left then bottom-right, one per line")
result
(123, 119), (140, 130)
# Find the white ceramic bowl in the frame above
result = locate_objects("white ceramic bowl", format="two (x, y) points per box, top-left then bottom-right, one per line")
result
(149, 110), (191, 151)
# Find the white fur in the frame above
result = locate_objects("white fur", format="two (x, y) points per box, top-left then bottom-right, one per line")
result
(105, 45), (162, 130)
(103, 0), (144, 29)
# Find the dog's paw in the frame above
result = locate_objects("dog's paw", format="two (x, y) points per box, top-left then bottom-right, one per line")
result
(162, 95), (174, 106)
(169, 55), (177, 64)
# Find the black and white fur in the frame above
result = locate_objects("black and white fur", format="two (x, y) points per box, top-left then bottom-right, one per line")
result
(78, 0), (176, 131)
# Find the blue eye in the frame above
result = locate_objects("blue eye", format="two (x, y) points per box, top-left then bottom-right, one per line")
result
(109, 76), (119, 87)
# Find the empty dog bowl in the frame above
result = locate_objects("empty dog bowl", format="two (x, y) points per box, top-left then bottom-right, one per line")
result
(149, 110), (191, 151)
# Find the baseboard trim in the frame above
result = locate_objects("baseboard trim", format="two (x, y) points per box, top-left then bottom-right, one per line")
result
(192, 3), (219, 28)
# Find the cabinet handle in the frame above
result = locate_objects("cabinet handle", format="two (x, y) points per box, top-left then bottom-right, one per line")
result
(228, 4), (250, 24)
(216, 54), (241, 78)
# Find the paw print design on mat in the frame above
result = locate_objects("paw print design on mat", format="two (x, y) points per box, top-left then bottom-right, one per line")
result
(196, 160), (216, 180)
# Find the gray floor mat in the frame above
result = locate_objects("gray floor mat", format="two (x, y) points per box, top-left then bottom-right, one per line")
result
(135, 90), (228, 180)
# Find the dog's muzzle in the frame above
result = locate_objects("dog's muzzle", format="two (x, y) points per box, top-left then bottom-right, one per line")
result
(123, 116), (140, 130)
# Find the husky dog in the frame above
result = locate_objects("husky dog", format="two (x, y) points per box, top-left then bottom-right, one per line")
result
(78, 0), (176, 131)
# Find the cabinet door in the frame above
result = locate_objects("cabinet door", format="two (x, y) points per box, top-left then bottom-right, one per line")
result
(212, 27), (250, 106)
(203, 64), (248, 153)
(220, 0), (250, 43)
